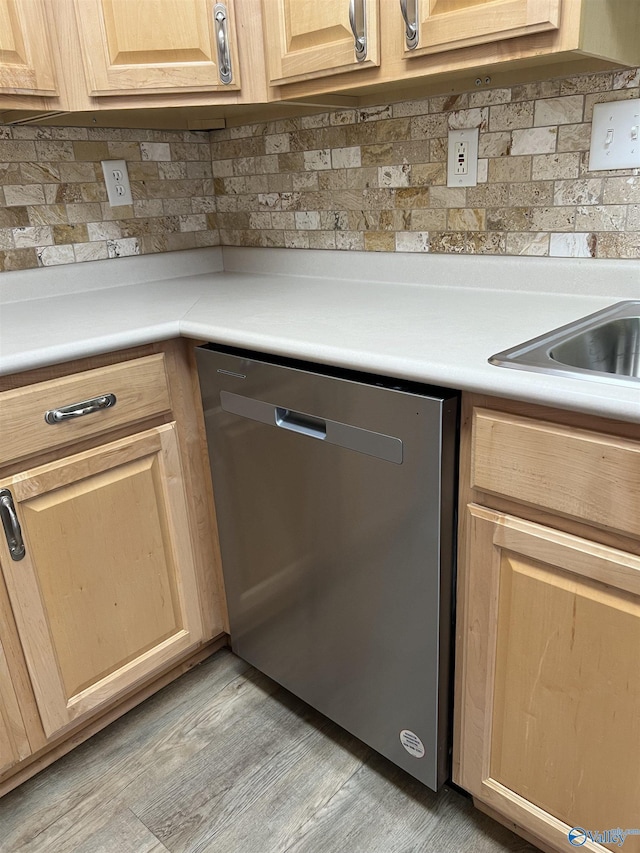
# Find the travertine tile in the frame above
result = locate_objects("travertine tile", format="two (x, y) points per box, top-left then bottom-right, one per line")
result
(505, 232), (550, 256)
(532, 153), (580, 181)
(626, 204), (640, 230)
(584, 89), (639, 121)
(0, 248), (38, 270)
(364, 231), (395, 251)
(613, 68), (640, 89)
(508, 182), (553, 207)
(556, 123), (591, 153)
(553, 179), (602, 206)
(478, 132), (510, 158)
(575, 204), (627, 231)
(488, 156), (531, 183)
(308, 230), (336, 248)
(284, 230), (310, 248)
(331, 147), (361, 169)
(395, 231), (429, 252)
(510, 127), (557, 155)
(447, 208), (486, 231)
(489, 102), (534, 131)
(295, 211), (321, 230)
(107, 237), (140, 258)
(595, 232), (640, 258)
(141, 142), (171, 161)
(534, 95), (584, 126)
(469, 88), (512, 107)
(529, 207), (575, 231)
(549, 232), (596, 258)
(303, 149), (331, 171)
(559, 74), (611, 95)
(4, 184), (46, 206)
(392, 98), (430, 117)
(74, 241), (109, 262)
(448, 108), (488, 131)
(0, 229), (14, 250)
(0, 140), (36, 161)
(429, 186), (466, 208)
(13, 225), (54, 248)
(37, 244), (75, 265)
(20, 162), (61, 184)
(602, 176), (640, 204)
(378, 164), (410, 188)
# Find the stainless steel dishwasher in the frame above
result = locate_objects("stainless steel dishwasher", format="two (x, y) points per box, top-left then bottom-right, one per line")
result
(196, 344), (458, 791)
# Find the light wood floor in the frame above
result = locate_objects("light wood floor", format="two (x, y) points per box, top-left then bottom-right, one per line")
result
(0, 649), (540, 853)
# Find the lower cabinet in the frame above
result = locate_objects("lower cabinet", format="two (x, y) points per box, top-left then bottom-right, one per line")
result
(0, 423), (203, 739)
(0, 341), (226, 792)
(455, 395), (640, 853)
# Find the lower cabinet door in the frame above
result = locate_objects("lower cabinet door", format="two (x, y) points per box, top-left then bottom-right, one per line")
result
(456, 505), (640, 852)
(0, 423), (203, 739)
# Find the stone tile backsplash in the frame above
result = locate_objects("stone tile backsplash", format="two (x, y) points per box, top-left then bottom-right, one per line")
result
(211, 67), (640, 259)
(1, 65), (639, 271)
(0, 127), (218, 272)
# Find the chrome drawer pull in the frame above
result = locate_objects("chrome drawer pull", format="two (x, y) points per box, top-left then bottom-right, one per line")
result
(399, 0), (419, 50)
(44, 393), (117, 424)
(0, 489), (25, 561)
(349, 0), (367, 62)
(214, 3), (233, 85)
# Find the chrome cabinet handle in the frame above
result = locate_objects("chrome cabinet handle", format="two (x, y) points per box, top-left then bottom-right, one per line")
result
(214, 3), (233, 85)
(44, 393), (116, 425)
(0, 489), (25, 562)
(349, 0), (367, 62)
(399, 0), (419, 49)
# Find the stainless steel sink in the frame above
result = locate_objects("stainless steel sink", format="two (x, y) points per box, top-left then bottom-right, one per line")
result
(489, 301), (640, 387)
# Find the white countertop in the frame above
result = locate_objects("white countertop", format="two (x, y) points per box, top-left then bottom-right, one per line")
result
(1, 247), (638, 422)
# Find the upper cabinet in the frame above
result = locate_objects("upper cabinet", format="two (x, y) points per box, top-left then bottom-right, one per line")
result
(263, 0), (380, 86)
(0, 0), (58, 95)
(273, 0), (640, 104)
(73, 0), (241, 95)
(398, 0), (560, 57)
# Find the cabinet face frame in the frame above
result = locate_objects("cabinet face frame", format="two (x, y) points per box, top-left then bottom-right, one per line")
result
(0, 423), (204, 739)
(406, 0), (561, 58)
(262, 0), (380, 85)
(0, 0), (58, 95)
(457, 503), (640, 852)
(73, 0), (242, 95)
(0, 638), (31, 773)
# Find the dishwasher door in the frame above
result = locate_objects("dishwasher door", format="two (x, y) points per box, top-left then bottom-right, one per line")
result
(196, 345), (458, 791)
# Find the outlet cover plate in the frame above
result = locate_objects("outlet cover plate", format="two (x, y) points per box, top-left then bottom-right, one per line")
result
(447, 127), (479, 187)
(588, 99), (640, 171)
(101, 159), (133, 206)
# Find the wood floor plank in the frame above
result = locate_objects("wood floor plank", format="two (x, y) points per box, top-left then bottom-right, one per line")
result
(0, 649), (541, 853)
(0, 651), (249, 851)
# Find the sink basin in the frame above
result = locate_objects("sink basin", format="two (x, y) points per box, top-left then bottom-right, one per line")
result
(489, 301), (640, 387)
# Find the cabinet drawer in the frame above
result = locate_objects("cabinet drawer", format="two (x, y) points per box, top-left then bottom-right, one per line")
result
(0, 355), (171, 466)
(471, 408), (640, 536)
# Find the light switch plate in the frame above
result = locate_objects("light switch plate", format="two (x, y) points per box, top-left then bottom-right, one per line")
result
(101, 159), (133, 206)
(447, 128), (479, 187)
(588, 99), (640, 171)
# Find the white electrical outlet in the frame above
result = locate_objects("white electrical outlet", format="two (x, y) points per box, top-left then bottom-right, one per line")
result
(101, 159), (133, 206)
(447, 128), (479, 187)
(588, 99), (640, 171)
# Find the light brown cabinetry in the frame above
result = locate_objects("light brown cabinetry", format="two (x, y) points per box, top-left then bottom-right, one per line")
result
(0, 0), (58, 96)
(400, 0), (560, 58)
(276, 0), (640, 105)
(0, 342), (226, 793)
(74, 0), (241, 95)
(455, 396), (640, 853)
(262, 0), (380, 86)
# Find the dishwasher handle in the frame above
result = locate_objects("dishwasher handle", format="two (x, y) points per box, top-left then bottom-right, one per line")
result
(220, 390), (403, 464)
(275, 407), (326, 440)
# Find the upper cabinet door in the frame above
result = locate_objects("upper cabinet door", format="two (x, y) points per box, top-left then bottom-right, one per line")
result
(73, 0), (241, 95)
(263, 0), (380, 86)
(401, 0), (561, 57)
(0, 0), (58, 95)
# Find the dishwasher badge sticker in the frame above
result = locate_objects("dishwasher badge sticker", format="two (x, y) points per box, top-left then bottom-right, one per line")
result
(399, 730), (425, 759)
